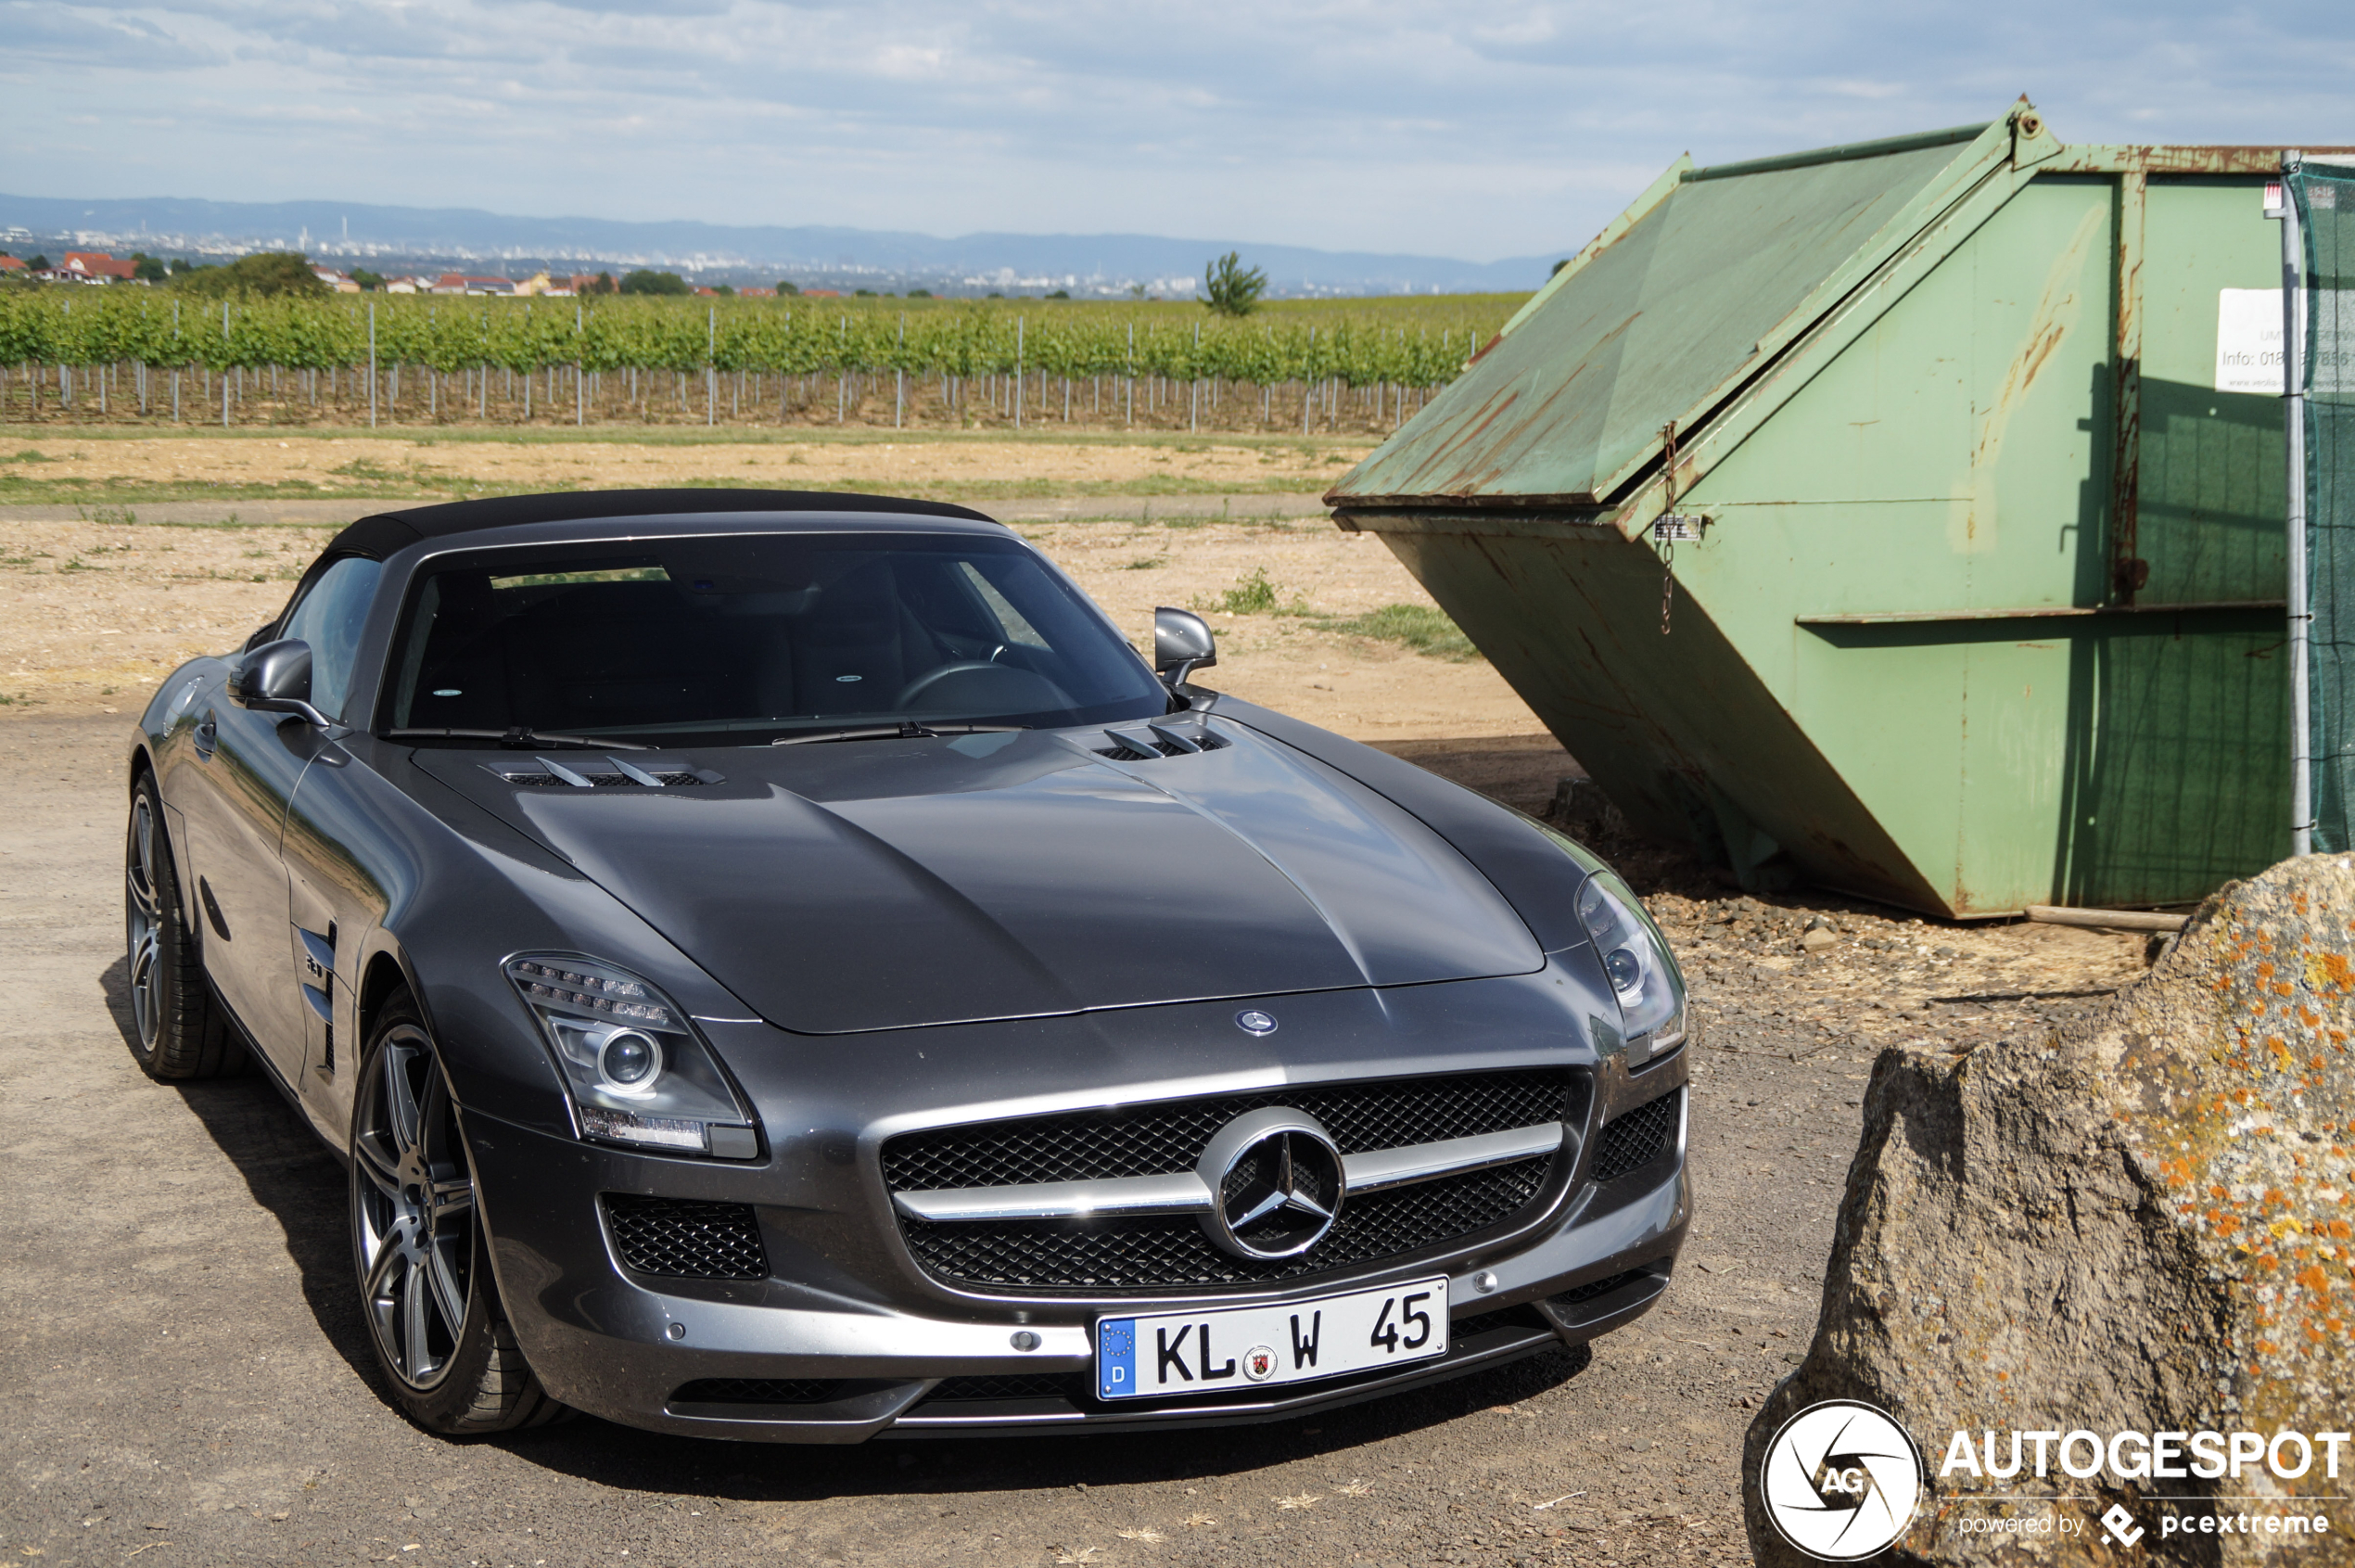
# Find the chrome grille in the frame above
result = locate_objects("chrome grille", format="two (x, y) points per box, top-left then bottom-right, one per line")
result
(899, 1156), (1551, 1293)
(884, 1070), (1574, 1192)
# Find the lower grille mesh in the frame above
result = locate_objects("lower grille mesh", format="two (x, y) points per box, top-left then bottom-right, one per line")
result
(672, 1378), (844, 1406)
(1549, 1268), (1649, 1308)
(1590, 1090), (1681, 1183)
(602, 1193), (769, 1280)
(925, 1373), (1076, 1403)
(901, 1157), (1551, 1292)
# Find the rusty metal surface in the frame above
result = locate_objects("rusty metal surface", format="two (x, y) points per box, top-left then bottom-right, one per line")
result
(1327, 134), (1992, 509)
(2048, 146), (2355, 175)
(2111, 172), (2147, 602)
(1793, 602), (2287, 625)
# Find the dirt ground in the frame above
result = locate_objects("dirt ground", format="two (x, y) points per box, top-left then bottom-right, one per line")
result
(1, 707), (2151, 1568)
(2, 440), (2159, 1564)
(0, 430), (1373, 504)
(0, 505), (1539, 740)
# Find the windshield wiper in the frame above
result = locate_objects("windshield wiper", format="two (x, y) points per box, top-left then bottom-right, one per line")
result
(771, 721), (1028, 747)
(380, 727), (651, 751)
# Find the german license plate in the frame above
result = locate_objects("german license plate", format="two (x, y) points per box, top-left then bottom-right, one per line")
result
(1095, 1278), (1448, 1400)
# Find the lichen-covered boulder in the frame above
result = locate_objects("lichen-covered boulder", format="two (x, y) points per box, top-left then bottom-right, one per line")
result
(1742, 856), (2355, 1565)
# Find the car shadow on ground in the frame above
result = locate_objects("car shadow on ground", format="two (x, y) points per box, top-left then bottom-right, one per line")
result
(96, 950), (390, 1400)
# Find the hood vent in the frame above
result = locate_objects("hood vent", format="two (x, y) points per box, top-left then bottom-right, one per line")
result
(1092, 722), (1229, 763)
(492, 757), (713, 789)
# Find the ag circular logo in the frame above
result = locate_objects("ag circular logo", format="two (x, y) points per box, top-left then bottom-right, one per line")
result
(1760, 1399), (1925, 1561)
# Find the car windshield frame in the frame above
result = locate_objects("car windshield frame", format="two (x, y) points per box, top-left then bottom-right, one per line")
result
(370, 529), (1174, 746)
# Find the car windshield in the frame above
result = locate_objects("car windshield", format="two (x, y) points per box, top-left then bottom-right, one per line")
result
(380, 531), (1171, 744)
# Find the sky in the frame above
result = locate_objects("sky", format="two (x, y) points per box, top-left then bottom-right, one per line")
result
(6, 0), (2355, 263)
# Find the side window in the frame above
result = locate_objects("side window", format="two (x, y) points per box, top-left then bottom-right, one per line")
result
(279, 556), (383, 722)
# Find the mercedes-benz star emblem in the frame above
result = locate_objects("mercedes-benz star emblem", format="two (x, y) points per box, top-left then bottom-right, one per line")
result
(1235, 1010), (1278, 1036)
(1194, 1107), (1345, 1259)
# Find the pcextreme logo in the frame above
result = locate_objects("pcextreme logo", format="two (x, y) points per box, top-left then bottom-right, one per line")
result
(1760, 1400), (1927, 1561)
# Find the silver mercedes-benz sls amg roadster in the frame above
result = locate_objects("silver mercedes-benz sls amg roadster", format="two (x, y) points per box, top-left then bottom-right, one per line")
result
(123, 489), (1689, 1441)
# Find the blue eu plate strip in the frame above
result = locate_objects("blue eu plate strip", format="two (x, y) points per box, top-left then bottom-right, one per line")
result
(1097, 1319), (1137, 1400)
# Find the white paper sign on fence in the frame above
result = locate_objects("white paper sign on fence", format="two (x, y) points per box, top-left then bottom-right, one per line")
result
(2216, 288), (2286, 394)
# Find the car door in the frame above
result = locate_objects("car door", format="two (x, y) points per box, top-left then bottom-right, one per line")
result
(179, 555), (382, 1079)
(179, 680), (318, 1076)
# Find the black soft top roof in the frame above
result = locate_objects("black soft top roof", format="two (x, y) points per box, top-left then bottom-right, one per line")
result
(326, 489), (999, 560)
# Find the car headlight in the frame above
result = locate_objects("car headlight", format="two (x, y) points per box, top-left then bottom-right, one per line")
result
(504, 956), (760, 1159)
(1572, 868), (1686, 1054)
(1534, 822), (1687, 1058)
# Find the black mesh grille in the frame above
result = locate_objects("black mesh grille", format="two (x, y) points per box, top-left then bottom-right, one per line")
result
(1590, 1090), (1681, 1183)
(1451, 1304), (1545, 1339)
(925, 1373), (1077, 1403)
(1551, 1268), (1647, 1307)
(602, 1193), (769, 1280)
(901, 1157), (1551, 1293)
(672, 1378), (845, 1406)
(884, 1070), (1573, 1192)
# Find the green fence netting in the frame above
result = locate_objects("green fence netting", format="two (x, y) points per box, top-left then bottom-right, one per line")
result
(2298, 164), (2355, 853)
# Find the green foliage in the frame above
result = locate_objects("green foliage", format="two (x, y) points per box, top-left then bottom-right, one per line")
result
(619, 269), (689, 297)
(0, 287), (1512, 391)
(1203, 251), (1268, 317)
(777, 281), (801, 296)
(26, 255), (50, 272)
(1315, 604), (1483, 662)
(129, 252), (167, 283)
(710, 284), (735, 297)
(1195, 567), (1285, 615)
(1045, 289), (1070, 300)
(351, 268), (387, 291)
(168, 251), (329, 299)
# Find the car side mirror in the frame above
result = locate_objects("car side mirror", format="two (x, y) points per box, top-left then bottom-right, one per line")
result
(231, 638), (335, 728)
(1153, 607), (1217, 688)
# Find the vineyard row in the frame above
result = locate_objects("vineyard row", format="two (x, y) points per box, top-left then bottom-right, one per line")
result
(0, 353), (1449, 435)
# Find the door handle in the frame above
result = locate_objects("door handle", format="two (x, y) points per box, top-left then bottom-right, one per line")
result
(194, 709), (218, 760)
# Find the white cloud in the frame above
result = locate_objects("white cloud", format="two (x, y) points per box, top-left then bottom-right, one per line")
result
(3, 0), (2353, 260)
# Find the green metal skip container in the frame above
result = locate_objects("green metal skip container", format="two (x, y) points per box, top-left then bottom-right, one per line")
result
(1329, 104), (2349, 918)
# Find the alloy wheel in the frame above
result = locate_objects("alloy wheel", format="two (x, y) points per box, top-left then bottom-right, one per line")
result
(351, 1026), (478, 1390)
(124, 794), (163, 1053)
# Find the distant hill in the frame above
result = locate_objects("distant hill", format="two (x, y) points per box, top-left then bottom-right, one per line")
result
(0, 192), (1556, 297)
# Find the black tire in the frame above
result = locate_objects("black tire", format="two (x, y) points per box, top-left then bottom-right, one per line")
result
(349, 991), (567, 1435)
(125, 771), (245, 1080)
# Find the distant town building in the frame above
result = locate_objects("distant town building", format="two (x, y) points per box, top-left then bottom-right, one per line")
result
(60, 251), (142, 283)
(312, 266), (363, 293)
(737, 287), (776, 298)
(0, 256), (25, 274)
(516, 271), (573, 297)
(802, 288), (841, 298)
(432, 274), (517, 296)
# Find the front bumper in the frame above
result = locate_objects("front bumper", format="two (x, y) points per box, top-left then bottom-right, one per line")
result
(465, 1087), (1689, 1443)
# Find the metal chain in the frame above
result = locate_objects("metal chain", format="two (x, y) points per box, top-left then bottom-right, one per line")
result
(1661, 533), (1676, 635)
(1659, 419), (1678, 636)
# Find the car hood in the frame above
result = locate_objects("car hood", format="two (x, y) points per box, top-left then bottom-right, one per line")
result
(409, 720), (1544, 1033)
